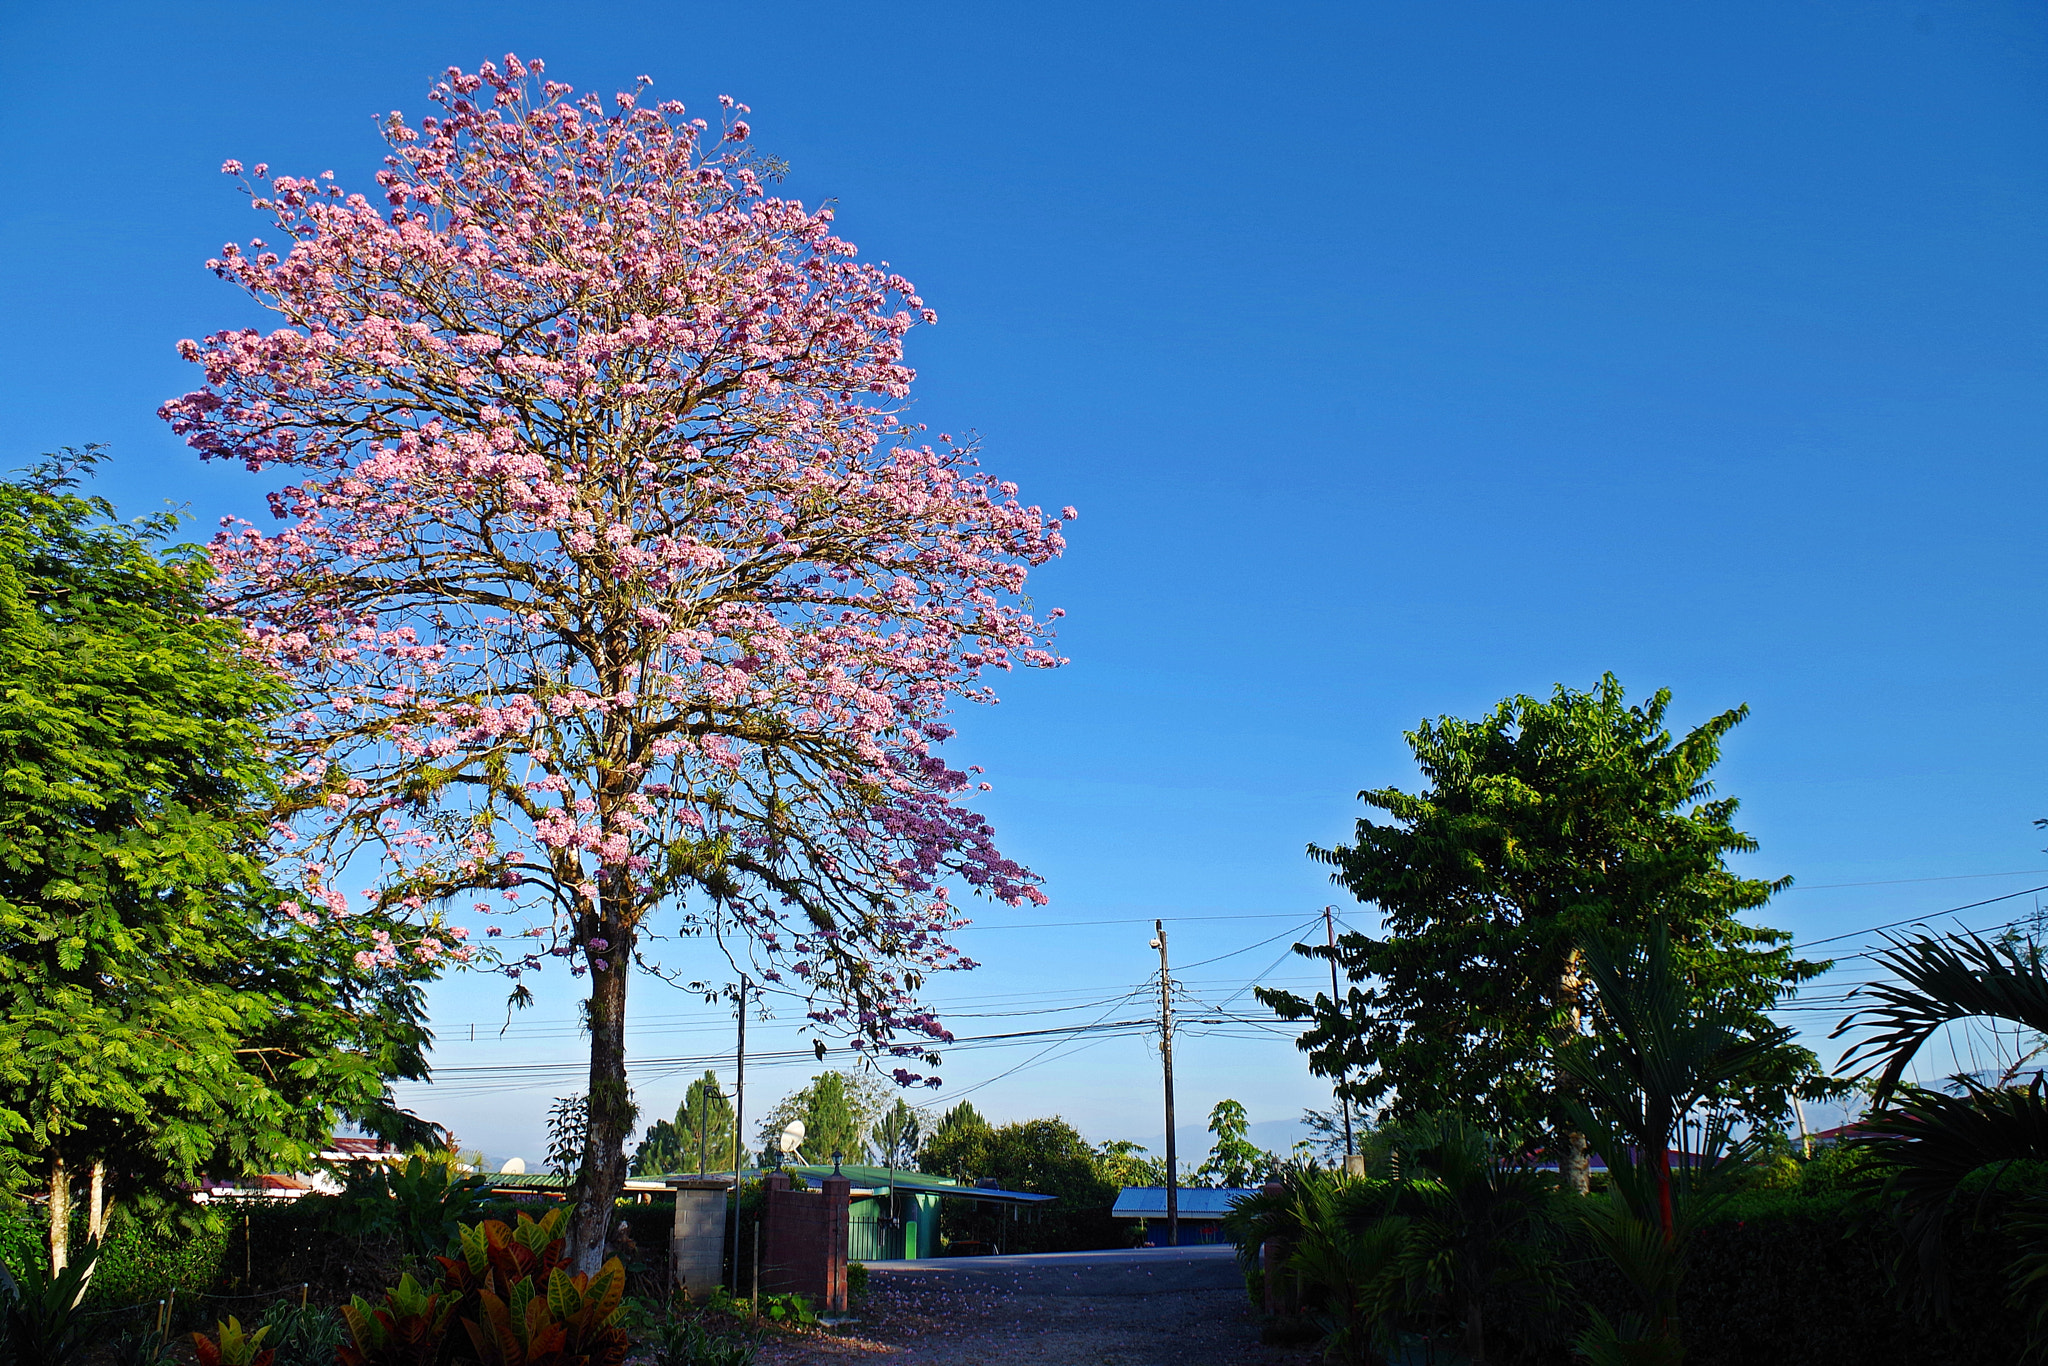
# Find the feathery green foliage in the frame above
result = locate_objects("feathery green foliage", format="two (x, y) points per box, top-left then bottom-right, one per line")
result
(1261, 675), (1829, 1152)
(0, 449), (438, 1260)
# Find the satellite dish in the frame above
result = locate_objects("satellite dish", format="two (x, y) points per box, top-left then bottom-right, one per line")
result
(499, 1157), (527, 1174)
(778, 1120), (806, 1155)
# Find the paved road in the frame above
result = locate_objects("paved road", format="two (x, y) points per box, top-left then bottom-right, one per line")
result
(767, 1244), (1308, 1366)
(871, 1243), (1242, 1296)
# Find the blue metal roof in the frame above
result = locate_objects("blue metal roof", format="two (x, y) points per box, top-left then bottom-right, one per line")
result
(1111, 1186), (1259, 1220)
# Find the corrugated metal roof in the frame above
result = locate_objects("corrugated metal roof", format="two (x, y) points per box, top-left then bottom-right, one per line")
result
(784, 1164), (1058, 1205)
(482, 1172), (674, 1193)
(637, 1165), (1058, 1206)
(1110, 1186), (1258, 1219)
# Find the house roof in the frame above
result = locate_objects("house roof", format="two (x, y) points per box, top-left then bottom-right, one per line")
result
(321, 1137), (402, 1161)
(785, 1163), (1058, 1205)
(201, 1174), (313, 1193)
(481, 1172), (675, 1194)
(1111, 1186), (1258, 1220)
(640, 1164), (1058, 1206)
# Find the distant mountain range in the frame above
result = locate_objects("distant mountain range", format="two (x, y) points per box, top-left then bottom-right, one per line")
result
(1120, 1115), (1312, 1170)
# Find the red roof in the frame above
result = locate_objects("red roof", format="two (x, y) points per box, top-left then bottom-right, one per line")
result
(322, 1136), (402, 1159)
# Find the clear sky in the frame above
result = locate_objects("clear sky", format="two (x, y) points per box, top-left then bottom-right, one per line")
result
(3, 2), (2045, 1166)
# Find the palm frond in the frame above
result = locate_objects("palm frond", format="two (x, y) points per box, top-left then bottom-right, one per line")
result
(1855, 1077), (2048, 1301)
(1834, 930), (2048, 1103)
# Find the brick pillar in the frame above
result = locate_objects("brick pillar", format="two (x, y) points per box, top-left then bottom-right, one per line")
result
(666, 1179), (729, 1304)
(821, 1175), (850, 1313)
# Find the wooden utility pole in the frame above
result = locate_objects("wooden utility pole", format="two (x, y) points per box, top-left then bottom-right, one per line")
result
(1154, 919), (1178, 1249)
(1324, 907), (1355, 1163)
(729, 974), (748, 1291)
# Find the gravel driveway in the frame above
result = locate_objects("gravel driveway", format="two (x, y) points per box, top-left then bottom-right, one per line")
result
(757, 1245), (1318, 1366)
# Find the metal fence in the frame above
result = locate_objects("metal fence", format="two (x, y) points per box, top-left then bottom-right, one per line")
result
(848, 1206), (921, 1261)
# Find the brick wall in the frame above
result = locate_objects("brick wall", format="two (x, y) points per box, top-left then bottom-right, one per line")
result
(758, 1172), (849, 1312)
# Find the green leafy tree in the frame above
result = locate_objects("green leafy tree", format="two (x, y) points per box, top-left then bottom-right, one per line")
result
(0, 450), (437, 1267)
(1259, 675), (1829, 1189)
(919, 1116), (1122, 1253)
(1194, 1099), (1274, 1187)
(1390, 1116), (1569, 1366)
(630, 1072), (735, 1176)
(1095, 1139), (1168, 1188)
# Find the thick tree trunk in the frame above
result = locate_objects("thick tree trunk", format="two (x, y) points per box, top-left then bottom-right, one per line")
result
(567, 935), (634, 1275)
(1565, 1129), (1591, 1197)
(48, 1149), (70, 1272)
(1557, 948), (1592, 1196)
(88, 1159), (107, 1244)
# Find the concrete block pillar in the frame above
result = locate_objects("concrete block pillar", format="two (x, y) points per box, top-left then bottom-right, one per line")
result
(667, 1178), (730, 1303)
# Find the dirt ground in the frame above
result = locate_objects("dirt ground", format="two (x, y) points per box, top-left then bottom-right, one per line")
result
(755, 1246), (1320, 1366)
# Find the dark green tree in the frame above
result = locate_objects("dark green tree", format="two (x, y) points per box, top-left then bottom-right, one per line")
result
(1194, 1099), (1274, 1187)
(929, 1100), (987, 1141)
(918, 1116), (1122, 1253)
(1258, 675), (1829, 1190)
(0, 451), (438, 1267)
(756, 1071), (887, 1166)
(630, 1072), (735, 1176)
(1833, 928), (2048, 1341)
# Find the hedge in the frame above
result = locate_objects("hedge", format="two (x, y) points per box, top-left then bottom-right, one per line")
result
(1654, 1191), (2028, 1366)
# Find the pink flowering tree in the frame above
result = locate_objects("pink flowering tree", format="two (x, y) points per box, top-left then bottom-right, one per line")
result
(161, 56), (1069, 1269)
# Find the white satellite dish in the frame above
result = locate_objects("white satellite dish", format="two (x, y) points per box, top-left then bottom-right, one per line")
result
(499, 1157), (527, 1174)
(778, 1120), (806, 1156)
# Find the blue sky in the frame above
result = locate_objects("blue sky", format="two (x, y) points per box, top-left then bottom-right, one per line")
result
(3, 2), (2045, 1165)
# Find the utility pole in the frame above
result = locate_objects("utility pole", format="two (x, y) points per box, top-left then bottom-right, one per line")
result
(1153, 919), (1178, 1249)
(728, 974), (748, 1292)
(1325, 907), (1355, 1164)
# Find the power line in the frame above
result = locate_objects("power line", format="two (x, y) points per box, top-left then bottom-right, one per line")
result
(1786, 869), (2048, 892)
(1789, 884), (2048, 952)
(1174, 916), (1323, 970)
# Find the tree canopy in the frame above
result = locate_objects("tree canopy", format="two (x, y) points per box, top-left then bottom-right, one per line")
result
(0, 451), (436, 1264)
(161, 57), (1069, 1268)
(755, 1071), (902, 1167)
(1194, 1099), (1275, 1188)
(1259, 676), (1829, 1166)
(630, 1071), (735, 1176)
(918, 1115), (1121, 1253)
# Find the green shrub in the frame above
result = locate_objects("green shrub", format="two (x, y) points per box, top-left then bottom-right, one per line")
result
(258, 1298), (345, 1366)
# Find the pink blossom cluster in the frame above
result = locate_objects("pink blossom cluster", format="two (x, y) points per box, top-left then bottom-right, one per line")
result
(162, 57), (1068, 1076)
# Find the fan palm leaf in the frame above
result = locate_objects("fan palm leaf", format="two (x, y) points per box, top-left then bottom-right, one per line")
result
(1833, 930), (2048, 1104)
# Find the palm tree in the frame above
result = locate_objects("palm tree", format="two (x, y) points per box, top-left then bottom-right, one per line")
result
(1833, 929), (2048, 1331)
(1555, 927), (1795, 1364)
(1559, 927), (1792, 1239)
(1391, 1115), (1568, 1366)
